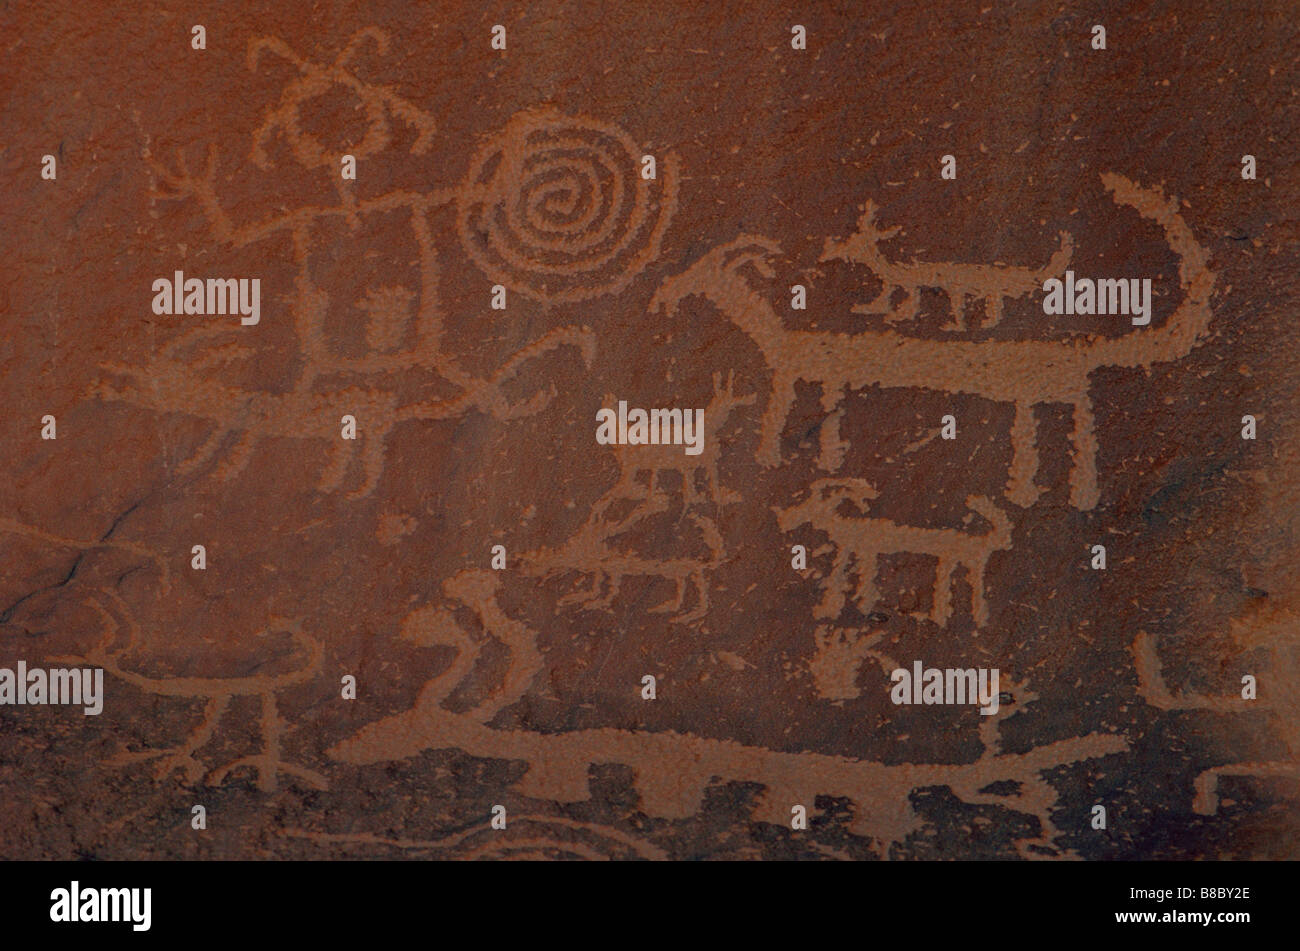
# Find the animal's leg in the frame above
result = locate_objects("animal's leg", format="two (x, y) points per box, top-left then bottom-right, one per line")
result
(556, 570), (600, 607)
(209, 755), (328, 792)
(608, 484), (671, 536)
(878, 289), (910, 326)
(704, 461), (725, 506)
(1005, 401), (1041, 508)
(276, 762), (330, 789)
(209, 691), (329, 793)
(1068, 395), (1101, 510)
(208, 693), (328, 793)
(646, 563), (707, 625)
(318, 437), (352, 494)
(815, 550), (850, 619)
(931, 556), (955, 626)
(588, 463), (633, 523)
(674, 601), (706, 626)
(590, 571), (620, 610)
(561, 571), (619, 611)
(645, 467), (664, 504)
(409, 207), (446, 355)
(685, 569), (709, 624)
(939, 294), (967, 331)
(589, 491), (622, 528)
(819, 383), (850, 460)
(969, 555), (990, 627)
(895, 286), (921, 323)
(176, 427), (229, 477)
(603, 468), (662, 530)
(849, 550), (882, 617)
(820, 382), (845, 418)
(212, 431), (258, 483)
(110, 695), (230, 785)
(757, 371), (797, 467)
(680, 466), (702, 508)
(651, 573), (688, 616)
(988, 294), (1006, 329)
(556, 582), (591, 608)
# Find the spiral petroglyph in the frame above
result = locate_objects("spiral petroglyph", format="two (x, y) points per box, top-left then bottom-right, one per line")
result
(457, 108), (678, 303)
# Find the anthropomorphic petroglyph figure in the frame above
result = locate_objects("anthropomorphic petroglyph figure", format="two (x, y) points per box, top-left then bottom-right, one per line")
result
(249, 28), (437, 228)
(590, 371), (755, 522)
(652, 174), (1216, 510)
(821, 200), (1074, 330)
(54, 590), (326, 793)
(775, 479), (1012, 626)
(113, 49), (616, 497)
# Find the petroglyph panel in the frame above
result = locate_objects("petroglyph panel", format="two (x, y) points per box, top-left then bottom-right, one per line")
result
(1, 1), (1295, 862)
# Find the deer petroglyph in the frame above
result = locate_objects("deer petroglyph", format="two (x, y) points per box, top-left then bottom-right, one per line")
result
(821, 199), (1075, 330)
(591, 371), (755, 519)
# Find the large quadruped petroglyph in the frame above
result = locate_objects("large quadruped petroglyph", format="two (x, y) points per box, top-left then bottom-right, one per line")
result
(652, 174), (1216, 511)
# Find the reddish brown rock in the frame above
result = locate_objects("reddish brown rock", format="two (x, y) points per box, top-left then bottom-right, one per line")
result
(0, 0), (1296, 860)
